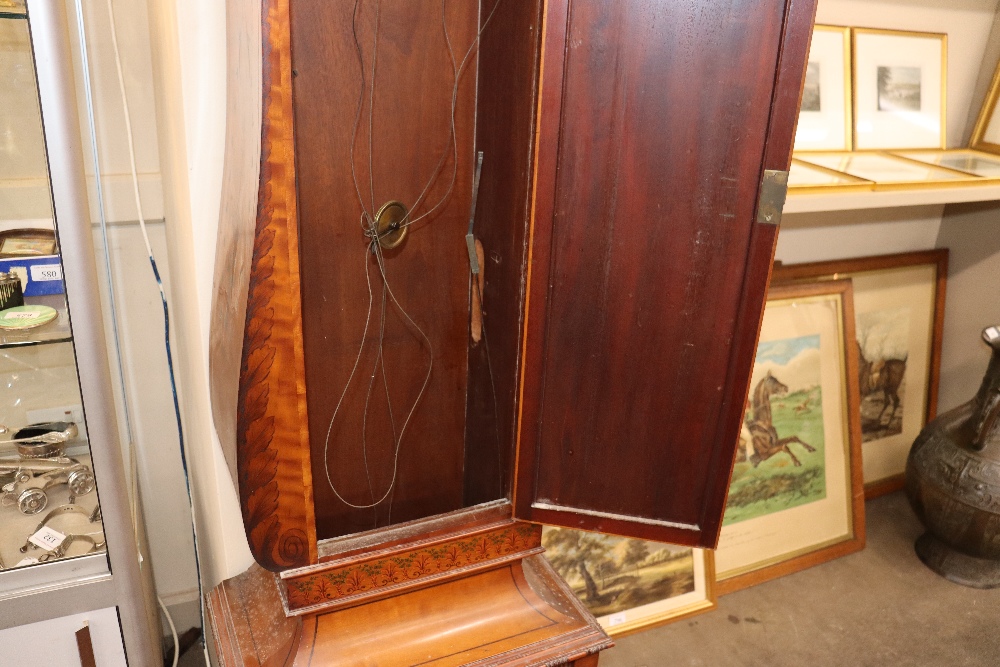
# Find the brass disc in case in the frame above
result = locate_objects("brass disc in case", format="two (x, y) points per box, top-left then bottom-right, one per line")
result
(374, 201), (408, 250)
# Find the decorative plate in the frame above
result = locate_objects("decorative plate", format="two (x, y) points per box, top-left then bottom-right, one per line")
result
(0, 305), (58, 330)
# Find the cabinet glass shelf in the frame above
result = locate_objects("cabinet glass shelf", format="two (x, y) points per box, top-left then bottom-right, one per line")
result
(0, 296), (72, 349)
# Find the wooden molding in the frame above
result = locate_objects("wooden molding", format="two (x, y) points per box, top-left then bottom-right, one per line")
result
(280, 520), (542, 615)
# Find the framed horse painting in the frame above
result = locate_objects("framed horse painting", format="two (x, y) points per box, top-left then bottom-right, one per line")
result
(715, 280), (865, 595)
(772, 250), (948, 497)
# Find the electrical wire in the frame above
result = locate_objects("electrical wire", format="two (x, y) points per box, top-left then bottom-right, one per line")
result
(103, 0), (206, 663)
(158, 595), (180, 667)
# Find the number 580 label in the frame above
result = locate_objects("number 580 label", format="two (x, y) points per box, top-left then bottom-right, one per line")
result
(30, 264), (62, 282)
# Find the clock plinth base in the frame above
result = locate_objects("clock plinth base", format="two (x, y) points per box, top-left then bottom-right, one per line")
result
(208, 555), (610, 666)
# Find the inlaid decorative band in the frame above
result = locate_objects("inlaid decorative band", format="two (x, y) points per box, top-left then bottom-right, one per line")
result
(281, 522), (542, 615)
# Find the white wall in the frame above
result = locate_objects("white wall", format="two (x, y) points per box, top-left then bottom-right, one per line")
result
(146, 0), (255, 592)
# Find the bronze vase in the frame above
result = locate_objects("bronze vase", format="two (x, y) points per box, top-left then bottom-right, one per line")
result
(906, 325), (1000, 588)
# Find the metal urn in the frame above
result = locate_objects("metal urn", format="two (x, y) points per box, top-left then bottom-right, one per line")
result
(906, 325), (1000, 588)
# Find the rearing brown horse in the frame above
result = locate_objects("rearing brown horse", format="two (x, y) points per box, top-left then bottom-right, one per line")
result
(745, 371), (815, 467)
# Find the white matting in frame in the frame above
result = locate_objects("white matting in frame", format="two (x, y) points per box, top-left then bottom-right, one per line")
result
(853, 29), (946, 150)
(794, 25), (852, 152)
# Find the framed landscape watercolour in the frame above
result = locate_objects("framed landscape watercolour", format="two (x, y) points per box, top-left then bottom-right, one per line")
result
(541, 527), (714, 637)
(852, 28), (946, 150)
(715, 280), (865, 595)
(773, 250), (947, 497)
(794, 25), (852, 152)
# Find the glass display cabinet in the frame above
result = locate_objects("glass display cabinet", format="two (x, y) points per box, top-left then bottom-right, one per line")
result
(207, 0), (817, 665)
(0, 1), (159, 664)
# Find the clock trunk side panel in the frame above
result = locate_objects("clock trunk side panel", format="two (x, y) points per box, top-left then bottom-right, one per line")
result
(516, 0), (807, 541)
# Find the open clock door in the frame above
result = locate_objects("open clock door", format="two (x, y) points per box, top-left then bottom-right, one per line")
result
(511, 0), (817, 548)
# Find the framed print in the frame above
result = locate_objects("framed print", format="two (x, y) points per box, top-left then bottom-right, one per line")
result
(892, 149), (1000, 180)
(852, 29), (946, 150)
(970, 59), (1000, 154)
(795, 152), (979, 189)
(0, 229), (56, 258)
(794, 25), (852, 152)
(541, 527), (715, 637)
(773, 250), (947, 497)
(788, 157), (873, 194)
(715, 280), (864, 595)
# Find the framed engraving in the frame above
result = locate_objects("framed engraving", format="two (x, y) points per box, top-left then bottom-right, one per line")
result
(853, 28), (946, 150)
(794, 25), (852, 152)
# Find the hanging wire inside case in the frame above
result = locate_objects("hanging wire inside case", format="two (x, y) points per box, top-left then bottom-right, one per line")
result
(323, 1), (507, 524)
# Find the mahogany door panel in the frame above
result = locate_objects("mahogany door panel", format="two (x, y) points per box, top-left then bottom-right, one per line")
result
(514, 0), (817, 546)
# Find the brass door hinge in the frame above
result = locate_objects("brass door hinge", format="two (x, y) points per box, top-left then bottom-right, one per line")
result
(756, 169), (789, 226)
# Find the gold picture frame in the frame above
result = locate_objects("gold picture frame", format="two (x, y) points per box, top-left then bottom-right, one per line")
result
(852, 28), (947, 151)
(794, 25), (853, 152)
(970, 58), (1000, 154)
(541, 527), (715, 637)
(794, 151), (983, 190)
(788, 157), (874, 194)
(891, 148), (1000, 179)
(773, 250), (948, 498)
(715, 280), (865, 595)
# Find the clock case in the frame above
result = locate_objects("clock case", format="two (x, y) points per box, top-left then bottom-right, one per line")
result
(206, 0), (817, 664)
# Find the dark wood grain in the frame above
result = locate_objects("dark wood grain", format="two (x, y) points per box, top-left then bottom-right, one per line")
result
(290, 1), (478, 537)
(463, 0), (545, 506)
(696, 0), (820, 546)
(514, 0), (818, 547)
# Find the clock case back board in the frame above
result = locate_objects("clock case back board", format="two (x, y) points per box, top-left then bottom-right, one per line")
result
(209, 0), (819, 575)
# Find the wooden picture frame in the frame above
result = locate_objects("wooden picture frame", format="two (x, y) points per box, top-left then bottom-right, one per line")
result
(794, 25), (853, 152)
(773, 250), (947, 498)
(970, 57), (1000, 154)
(541, 526), (715, 637)
(715, 280), (865, 595)
(852, 28), (947, 151)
